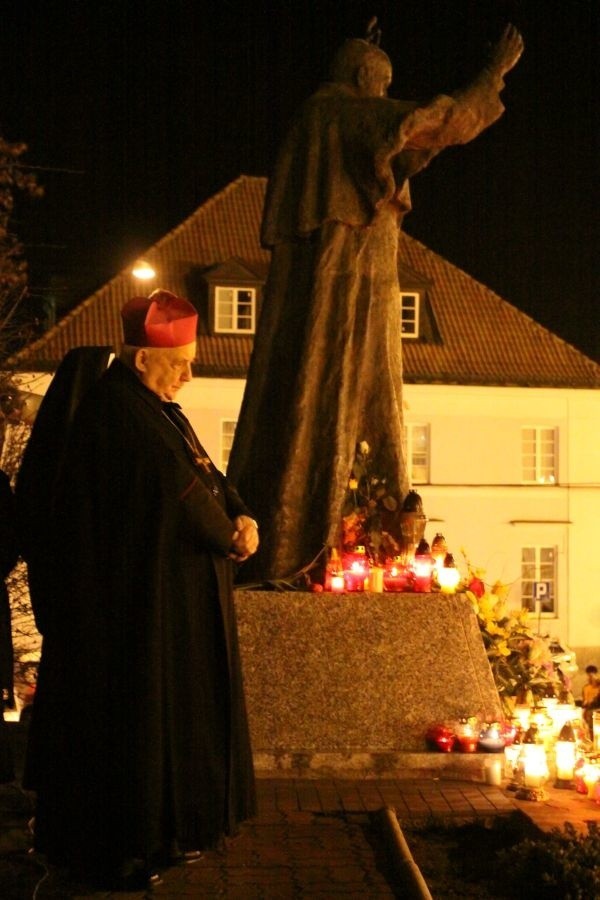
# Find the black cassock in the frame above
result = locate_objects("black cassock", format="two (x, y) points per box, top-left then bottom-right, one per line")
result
(23, 358), (256, 873)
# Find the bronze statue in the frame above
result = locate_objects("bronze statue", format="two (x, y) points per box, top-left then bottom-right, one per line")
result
(228, 23), (524, 582)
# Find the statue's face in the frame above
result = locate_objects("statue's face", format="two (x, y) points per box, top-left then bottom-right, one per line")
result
(135, 342), (196, 401)
(357, 54), (392, 98)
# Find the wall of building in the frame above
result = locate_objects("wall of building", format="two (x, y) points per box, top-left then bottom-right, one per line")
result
(405, 384), (600, 662)
(21, 372), (600, 672)
(183, 377), (247, 469)
(183, 379), (600, 661)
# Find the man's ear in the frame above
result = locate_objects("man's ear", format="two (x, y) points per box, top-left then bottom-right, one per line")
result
(134, 348), (148, 373)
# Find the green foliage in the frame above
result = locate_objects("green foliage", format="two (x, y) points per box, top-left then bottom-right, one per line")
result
(498, 821), (600, 899)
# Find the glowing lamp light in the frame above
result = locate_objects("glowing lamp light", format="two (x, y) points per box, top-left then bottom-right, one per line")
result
(412, 538), (434, 592)
(368, 566), (384, 592)
(501, 720), (518, 747)
(574, 757), (588, 794)
(478, 721), (505, 753)
(530, 706), (554, 750)
(554, 721), (577, 787)
(330, 575), (345, 593)
(513, 705), (531, 732)
(324, 548), (342, 591)
(582, 762), (600, 798)
(131, 258), (156, 280)
(437, 553), (461, 594)
(425, 724), (456, 753)
(456, 716), (479, 753)
(522, 744), (549, 788)
(484, 757), (503, 786)
(547, 704), (580, 737)
(431, 532), (447, 569)
(342, 546), (369, 591)
(516, 724), (549, 799)
(383, 559), (410, 592)
(593, 711), (600, 751)
(504, 742), (521, 780)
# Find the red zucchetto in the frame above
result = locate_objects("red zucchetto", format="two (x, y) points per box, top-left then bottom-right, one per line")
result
(121, 289), (198, 348)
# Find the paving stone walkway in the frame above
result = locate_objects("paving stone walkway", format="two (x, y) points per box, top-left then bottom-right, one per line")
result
(0, 775), (519, 899)
(3, 741), (600, 898)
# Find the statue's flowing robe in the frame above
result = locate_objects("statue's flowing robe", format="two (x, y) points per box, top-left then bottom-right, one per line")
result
(228, 69), (505, 582)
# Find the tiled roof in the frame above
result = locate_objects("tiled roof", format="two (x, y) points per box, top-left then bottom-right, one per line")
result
(12, 176), (269, 374)
(12, 175), (600, 388)
(399, 236), (600, 388)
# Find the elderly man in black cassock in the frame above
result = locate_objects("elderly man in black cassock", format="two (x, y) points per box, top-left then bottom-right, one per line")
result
(22, 290), (258, 890)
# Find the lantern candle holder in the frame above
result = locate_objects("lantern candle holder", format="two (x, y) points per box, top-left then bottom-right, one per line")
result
(425, 724), (456, 753)
(342, 546), (369, 591)
(412, 539), (434, 592)
(478, 722), (505, 753)
(582, 762), (600, 799)
(330, 575), (345, 592)
(574, 758), (588, 794)
(383, 559), (411, 592)
(516, 724), (549, 801)
(398, 491), (427, 559)
(437, 553), (461, 594)
(554, 721), (577, 789)
(455, 716), (480, 753)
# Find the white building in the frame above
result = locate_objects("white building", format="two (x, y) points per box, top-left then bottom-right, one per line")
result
(11, 176), (600, 687)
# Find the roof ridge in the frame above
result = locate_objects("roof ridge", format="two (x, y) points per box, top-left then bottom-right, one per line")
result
(150, 175), (268, 254)
(9, 176), (599, 386)
(402, 229), (600, 373)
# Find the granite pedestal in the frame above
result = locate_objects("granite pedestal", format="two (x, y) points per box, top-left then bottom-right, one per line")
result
(235, 591), (503, 777)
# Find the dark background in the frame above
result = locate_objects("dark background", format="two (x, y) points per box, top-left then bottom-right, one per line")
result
(1, 0), (598, 360)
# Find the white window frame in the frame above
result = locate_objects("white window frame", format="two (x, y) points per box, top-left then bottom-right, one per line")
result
(220, 419), (237, 473)
(521, 426), (557, 484)
(400, 292), (420, 338)
(521, 545), (558, 617)
(404, 423), (430, 485)
(214, 286), (256, 334)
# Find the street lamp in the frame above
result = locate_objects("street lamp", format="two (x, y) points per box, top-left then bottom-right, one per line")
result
(131, 258), (156, 281)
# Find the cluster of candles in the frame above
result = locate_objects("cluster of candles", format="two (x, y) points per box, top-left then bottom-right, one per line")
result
(427, 702), (600, 800)
(557, 710), (600, 801)
(322, 535), (462, 594)
(426, 717), (516, 756)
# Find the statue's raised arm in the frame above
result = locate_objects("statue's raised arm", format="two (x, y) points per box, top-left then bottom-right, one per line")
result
(229, 19), (526, 583)
(488, 23), (525, 80)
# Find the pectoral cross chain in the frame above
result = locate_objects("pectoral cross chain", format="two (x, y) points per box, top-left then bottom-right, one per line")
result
(194, 455), (212, 473)
(162, 404), (214, 474)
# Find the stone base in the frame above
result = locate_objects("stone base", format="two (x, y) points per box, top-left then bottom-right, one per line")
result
(252, 749), (500, 781)
(236, 590), (502, 755)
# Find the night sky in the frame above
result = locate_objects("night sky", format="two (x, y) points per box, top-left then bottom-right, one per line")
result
(1, 0), (598, 361)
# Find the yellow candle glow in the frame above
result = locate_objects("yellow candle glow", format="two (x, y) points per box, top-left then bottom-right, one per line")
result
(437, 566), (461, 594)
(368, 566), (384, 592)
(522, 745), (549, 788)
(555, 742), (576, 781)
(582, 763), (600, 797)
(513, 705), (531, 731)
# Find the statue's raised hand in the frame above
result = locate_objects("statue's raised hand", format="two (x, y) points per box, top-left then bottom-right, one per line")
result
(489, 24), (524, 77)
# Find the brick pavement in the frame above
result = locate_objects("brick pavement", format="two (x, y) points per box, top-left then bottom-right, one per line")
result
(0, 776), (515, 899)
(3, 768), (600, 897)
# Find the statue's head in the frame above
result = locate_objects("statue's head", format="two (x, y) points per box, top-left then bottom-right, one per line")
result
(329, 38), (392, 98)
